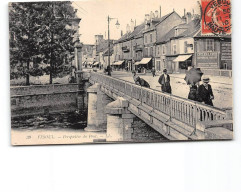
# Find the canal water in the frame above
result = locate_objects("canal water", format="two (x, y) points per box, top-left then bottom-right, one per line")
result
(11, 110), (87, 130)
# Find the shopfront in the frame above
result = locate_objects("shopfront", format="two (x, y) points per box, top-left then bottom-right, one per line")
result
(112, 60), (125, 70)
(173, 54), (193, 73)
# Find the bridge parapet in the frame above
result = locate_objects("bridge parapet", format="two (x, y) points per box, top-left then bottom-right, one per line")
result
(90, 72), (230, 125)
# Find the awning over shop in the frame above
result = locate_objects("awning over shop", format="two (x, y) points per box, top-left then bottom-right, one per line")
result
(93, 62), (99, 66)
(112, 60), (124, 65)
(139, 58), (152, 65)
(134, 61), (140, 66)
(173, 55), (192, 62)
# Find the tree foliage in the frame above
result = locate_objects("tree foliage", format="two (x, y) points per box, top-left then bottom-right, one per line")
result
(9, 1), (78, 84)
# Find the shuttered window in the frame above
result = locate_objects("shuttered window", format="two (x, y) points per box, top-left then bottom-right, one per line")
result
(206, 39), (214, 51)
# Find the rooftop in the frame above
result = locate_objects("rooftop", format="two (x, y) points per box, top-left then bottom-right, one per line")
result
(156, 18), (201, 44)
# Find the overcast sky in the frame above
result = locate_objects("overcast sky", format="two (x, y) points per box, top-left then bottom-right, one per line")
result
(72, 0), (201, 44)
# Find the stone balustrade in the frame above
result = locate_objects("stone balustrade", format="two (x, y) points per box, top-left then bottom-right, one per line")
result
(89, 72), (230, 130)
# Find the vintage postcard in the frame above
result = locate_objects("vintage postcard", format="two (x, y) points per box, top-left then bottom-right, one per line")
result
(9, 0), (233, 145)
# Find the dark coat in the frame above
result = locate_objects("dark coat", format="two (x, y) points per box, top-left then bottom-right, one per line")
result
(106, 65), (112, 76)
(135, 76), (150, 88)
(158, 74), (172, 94)
(197, 84), (214, 106)
(188, 85), (198, 101)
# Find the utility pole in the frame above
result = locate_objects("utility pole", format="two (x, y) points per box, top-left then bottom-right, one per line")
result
(108, 15), (110, 67)
(107, 15), (120, 68)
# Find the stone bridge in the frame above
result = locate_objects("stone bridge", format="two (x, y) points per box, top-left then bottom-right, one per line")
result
(85, 72), (233, 141)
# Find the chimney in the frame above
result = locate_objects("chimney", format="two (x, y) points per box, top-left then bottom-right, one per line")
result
(95, 35), (103, 45)
(160, 6), (162, 18)
(182, 16), (187, 24)
(155, 10), (159, 18)
(184, 9), (186, 17)
(130, 19), (135, 32)
(121, 30), (123, 37)
(186, 12), (192, 23)
(145, 14), (150, 21)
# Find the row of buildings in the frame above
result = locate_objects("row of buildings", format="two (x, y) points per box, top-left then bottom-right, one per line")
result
(83, 7), (232, 75)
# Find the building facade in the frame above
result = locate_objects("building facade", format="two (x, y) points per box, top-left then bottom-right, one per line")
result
(193, 31), (232, 71)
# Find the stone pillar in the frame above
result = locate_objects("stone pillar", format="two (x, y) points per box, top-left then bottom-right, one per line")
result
(84, 83), (112, 132)
(75, 43), (83, 90)
(105, 97), (135, 142)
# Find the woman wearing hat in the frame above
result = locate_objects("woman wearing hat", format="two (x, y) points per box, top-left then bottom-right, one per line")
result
(197, 76), (214, 106)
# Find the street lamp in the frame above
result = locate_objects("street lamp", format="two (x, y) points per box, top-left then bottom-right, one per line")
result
(107, 16), (120, 68)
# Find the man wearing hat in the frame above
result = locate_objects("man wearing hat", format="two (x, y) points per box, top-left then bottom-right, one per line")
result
(158, 69), (172, 94)
(197, 76), (214, 106)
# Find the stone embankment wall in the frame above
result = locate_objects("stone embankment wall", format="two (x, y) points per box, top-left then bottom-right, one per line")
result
(11, 84), (79, 96)
(11, 82), (91, 118)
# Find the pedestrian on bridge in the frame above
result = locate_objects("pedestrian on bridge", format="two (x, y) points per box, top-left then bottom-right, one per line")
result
(197, 77), (214, 106)
(158, 69), (172, 94)
(132, 71), (150, 88)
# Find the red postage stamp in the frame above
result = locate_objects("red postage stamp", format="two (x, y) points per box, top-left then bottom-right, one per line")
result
(201, 0), (231, 35)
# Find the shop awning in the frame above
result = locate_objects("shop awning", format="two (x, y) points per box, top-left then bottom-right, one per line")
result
(134, 61), (140, 66)
(112, 60), (124, 65)
(173, 55), (192, 62)
(93, 62), (99, 66)
(139, 58), (152, 65)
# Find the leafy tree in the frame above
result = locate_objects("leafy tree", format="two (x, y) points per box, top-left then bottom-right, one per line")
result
(9, 1), (78, 85)
(9, 2), (43, 85)
(36, 1), (77, 84)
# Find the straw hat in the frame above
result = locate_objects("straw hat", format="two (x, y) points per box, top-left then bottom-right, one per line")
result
(202, 76), (210, 83)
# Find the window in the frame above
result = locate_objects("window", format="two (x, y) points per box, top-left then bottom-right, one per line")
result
(150, 33), (153, 43)
(145, 35), (148, 44)
(157, 46), (160, 55)
(206, 39), (214, 51)
(175, 29), (178, 37)
(145, 47), (148, 56)
(150, 47), (153, 56)
(162, 45), (166, 55)
(223, 63), (228, 70)
(173, 44), (177, 55)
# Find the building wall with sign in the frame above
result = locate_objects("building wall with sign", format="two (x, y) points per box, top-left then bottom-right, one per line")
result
(220, 40), (232, 70)
(194, 37), (232, 70)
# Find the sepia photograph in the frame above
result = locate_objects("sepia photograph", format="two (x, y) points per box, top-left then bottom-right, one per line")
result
(9, 0), (233, 145)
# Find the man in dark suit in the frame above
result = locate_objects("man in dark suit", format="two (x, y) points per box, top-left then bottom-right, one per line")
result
(197, 77), (214, 106)
(158, 69), (172, 94)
